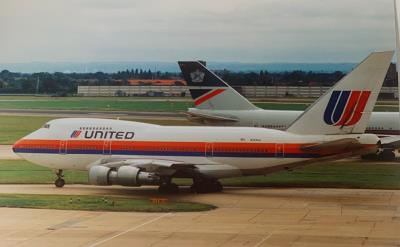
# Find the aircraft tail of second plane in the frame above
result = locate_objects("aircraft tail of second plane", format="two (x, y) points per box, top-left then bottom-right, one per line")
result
(178, 61), (258, 111)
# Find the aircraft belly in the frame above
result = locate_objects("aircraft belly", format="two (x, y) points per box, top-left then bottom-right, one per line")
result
(19, 152), (311, 174)
(19, 153), (102, 171)
(210, 157), (309, 171)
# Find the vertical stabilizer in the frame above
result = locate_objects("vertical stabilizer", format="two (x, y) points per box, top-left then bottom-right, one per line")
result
(287, 51), (394, 135)
(178, 61), (258, 110)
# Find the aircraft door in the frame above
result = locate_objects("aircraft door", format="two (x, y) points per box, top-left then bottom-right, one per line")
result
(103, 140), (112, 155)
(275, 143), (284, 158)
(205, 143), (213, 157)
(59, 140), (67, 155)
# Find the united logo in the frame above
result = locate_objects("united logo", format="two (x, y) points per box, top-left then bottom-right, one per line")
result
(190, 69), (205, 83)
(323, 90), (371, 127)
(70, 130), (82, 138)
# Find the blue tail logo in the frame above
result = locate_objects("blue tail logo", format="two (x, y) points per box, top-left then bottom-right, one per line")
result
(323, 90), (371, 127)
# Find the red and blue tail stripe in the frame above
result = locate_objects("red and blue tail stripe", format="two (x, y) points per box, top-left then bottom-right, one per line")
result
(324, 90), (371, 127)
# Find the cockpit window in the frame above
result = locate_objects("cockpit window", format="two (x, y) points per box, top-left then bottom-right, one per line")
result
(42, 124), (50, 129)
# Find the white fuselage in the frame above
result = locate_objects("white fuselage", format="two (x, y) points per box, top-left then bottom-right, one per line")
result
(188, 108), (400, 137)
(13, 118), (378, 178)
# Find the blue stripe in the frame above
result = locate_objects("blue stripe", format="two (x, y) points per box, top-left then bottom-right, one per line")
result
(14, 148), (321, 159)
(324, 91), (341, 125)
(332, 91), (350, 124)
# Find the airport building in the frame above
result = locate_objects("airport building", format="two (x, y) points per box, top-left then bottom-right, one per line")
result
(77, 85), (399, 99)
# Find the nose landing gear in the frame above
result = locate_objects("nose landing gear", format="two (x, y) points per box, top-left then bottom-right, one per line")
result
(55, 169), (65, 188)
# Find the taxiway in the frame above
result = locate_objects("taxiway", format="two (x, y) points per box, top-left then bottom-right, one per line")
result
(0, 185), (398, 247)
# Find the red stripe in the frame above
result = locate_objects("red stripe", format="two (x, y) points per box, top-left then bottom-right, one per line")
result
(194, 89), (226, 106)
(13, 139), (376, 156)
(334, 91), (361, 126)
(344, 91), (371, 126)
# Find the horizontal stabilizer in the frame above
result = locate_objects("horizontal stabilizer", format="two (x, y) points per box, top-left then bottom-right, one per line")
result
(301, 138), (362, 153)
(185, 110), (239, 122)
(380, 136), (400, 148)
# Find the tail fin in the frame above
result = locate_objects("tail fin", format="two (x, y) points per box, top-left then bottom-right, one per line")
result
(287, 51), (394, 135)
(178, 61), (258, 110)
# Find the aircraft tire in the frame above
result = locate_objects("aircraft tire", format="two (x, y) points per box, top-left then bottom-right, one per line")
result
(158, 183), (179, 194)
(191, 179), (223, 193)
(378, 150), (396, 161)
(55, 178), (65, 188)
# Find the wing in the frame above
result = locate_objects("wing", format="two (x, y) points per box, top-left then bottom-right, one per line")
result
(379, 136), (400, 149)
(89, 158), (241, 179)
(300, 138), (365, 154)
(185, 110), (239, 123)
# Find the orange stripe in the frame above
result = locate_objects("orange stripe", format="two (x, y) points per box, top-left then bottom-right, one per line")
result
(14, 139), (376, 156)
(194, 89), (226, 106)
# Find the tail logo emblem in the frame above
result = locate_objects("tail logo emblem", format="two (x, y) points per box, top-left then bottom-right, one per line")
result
(190, 69), (205, 83)
(323, 90), (371, 127)
(70, 130), (82, 138)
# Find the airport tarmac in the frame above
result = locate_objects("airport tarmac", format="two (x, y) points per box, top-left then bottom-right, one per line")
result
(0, 185), (398, 247)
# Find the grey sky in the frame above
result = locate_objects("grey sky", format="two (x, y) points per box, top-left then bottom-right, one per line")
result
(0, 0), (396, 63)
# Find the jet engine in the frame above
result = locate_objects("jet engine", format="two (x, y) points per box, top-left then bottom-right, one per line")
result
(89, 166), (160, 186)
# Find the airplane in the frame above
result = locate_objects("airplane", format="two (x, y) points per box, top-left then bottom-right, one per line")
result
(13, 51), (393, 193)
(179, 60), (400, 160)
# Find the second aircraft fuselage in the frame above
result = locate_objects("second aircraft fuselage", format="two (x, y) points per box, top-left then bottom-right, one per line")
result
(188, 108), (400, 137)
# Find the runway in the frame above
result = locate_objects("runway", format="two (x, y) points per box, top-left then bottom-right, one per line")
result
(0, 185), (399, 247)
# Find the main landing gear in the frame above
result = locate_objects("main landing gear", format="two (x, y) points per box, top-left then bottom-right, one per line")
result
(157, 177), (223, 194)
(55, 169), (65, 188)
(158, 177), (179, 194)
(377, 150), (396, 161)
(361, 149), (396, 161)
(191, 178), (223, 193)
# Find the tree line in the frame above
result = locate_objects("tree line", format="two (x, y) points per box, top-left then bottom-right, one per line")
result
(0, 64), (397, 95)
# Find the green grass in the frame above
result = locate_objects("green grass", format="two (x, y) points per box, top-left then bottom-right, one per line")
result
(0, 116), (53, 144)
(221, 162), (400, 189)
(175, 161), (400, 190)
(0, 116), (193, 144)
(0, 97), (396, 112)
(0, 98), (193, 112)
(0, 160), (87, 184)
(0, 194), (214, 212)
(1, 160), (400, 190)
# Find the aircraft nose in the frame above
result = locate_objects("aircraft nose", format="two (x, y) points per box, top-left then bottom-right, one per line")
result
(12, 138), (23, 154)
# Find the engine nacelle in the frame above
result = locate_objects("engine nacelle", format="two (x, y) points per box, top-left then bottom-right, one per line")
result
(89, 166), (111, 185)
(89, 166), (160, 186)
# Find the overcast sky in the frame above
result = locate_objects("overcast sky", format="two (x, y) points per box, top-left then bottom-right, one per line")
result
(0, 0), (397, 63)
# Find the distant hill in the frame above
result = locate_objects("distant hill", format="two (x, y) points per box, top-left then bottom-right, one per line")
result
(0, 61), (356, 74)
